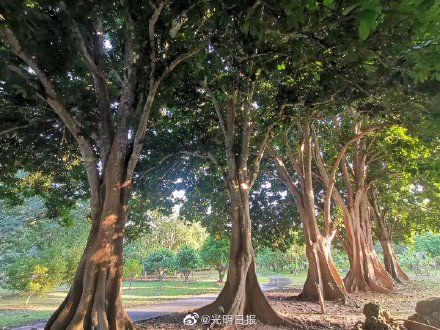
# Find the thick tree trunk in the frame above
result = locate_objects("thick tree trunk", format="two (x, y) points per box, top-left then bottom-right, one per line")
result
(45, 156), (133, 330)
(343, 208), (394, 293)
(301, 235), (346, 301)
(197, 184), (287, 325)
(379, 238), (410, 283)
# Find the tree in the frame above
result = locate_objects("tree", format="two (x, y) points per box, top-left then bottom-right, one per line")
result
(415, 233), (440, 258)
(143, 249), (175, 281)
(367, 123), (438, 283)
(269, 118), (352, 301)
(0, 1), (210, 327)
(125, 210), (207, 256)
(175, 246), (199, 282)
(200, 236), (229, 283)
(123, 259), (143, 290)
(313, 113), (394, 293)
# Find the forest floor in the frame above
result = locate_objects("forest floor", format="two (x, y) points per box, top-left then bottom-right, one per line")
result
(138, 273), (440, 329)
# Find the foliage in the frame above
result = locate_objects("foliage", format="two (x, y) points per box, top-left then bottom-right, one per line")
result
(125, 211), (207, 261)
(414, 233), (440, 258)
(332, 250), (351, 273)
(3, 257), (63, 303)
(143, 249), (175, 280)
(175, 246), (199, 282)
(0, 197), (89, 293)
(257, 245), (305, 273)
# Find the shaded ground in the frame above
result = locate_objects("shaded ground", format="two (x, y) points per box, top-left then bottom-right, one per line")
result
(138, 274), (440, 329)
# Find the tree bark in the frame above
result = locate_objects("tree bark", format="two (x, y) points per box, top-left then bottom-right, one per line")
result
(197, 179), (286, 325)
(45, 150), (133, 330)
(301, 234), (347, 301)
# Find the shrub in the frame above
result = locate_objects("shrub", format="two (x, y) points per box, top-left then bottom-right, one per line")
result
(414, 233), (440, 258)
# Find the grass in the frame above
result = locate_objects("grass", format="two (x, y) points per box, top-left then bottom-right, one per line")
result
(0, 271), (276, 328)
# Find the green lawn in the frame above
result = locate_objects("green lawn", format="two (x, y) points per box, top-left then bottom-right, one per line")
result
(0, 271), (276, 328)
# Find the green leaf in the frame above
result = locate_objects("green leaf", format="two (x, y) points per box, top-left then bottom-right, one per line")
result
(323, 0), (335, 9)
(359, 19), (370, 40)
(277, 63), (286, 71)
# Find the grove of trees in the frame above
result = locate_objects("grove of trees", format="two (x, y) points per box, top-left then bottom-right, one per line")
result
(0, 0), (439, 329)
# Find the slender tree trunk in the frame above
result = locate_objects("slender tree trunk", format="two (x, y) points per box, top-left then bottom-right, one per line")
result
(217, 266), (226, 283)
(46, 152), (133, 330)
(379, 238), (409, 283)
(198, 182), (286, 325)
(25, 293), (31, 306)
(298, 203), (346, 301)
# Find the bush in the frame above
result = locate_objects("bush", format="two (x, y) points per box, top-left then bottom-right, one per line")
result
(175, 246), (199, 282)
(200, 236), (229, 282)
(143, 249), (175, 280)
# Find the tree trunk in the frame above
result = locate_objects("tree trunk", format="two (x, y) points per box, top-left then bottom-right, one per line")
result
(343, 204), (394, 293)
(25, 293), (31, 306)
(301, 235), (346, 301)
(325, 130), (395, 294)
(45, 154), (133, 330)
(197, 183), (287, 325)
(217, 266), (226, 283)
(379, 238), (410, 283)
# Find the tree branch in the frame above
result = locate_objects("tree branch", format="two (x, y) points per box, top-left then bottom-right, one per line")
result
(0, 119), (56, 137)
(1, 26), (100, 211)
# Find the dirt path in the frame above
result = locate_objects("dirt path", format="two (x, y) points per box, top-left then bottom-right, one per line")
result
(12, 275), (292, 330)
